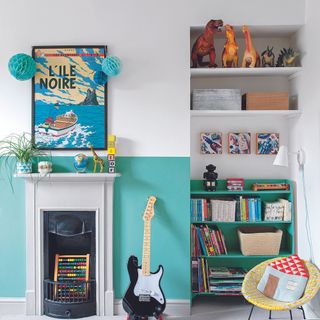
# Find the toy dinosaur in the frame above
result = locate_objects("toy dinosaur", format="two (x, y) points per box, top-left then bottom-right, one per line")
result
(276, 48), (299, 67)
(222, 24), (239, 68)
(88, 143), (104, 173)
(261, 46), (275, 67)
(191, 19), (223, 68)
(241, 25), (260, 68)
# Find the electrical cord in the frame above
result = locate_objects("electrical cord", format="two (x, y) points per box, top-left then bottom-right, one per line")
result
(300, 164), (315, 263)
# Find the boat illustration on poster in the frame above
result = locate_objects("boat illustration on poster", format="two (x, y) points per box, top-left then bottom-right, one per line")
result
(32, 46), (107, 150)
(38, 111), (78, 137)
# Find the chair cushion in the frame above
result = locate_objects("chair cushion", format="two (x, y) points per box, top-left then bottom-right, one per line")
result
(257, 254), (309, 302)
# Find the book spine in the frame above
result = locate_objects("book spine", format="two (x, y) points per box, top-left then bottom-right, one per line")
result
(196, 227), (207, 256)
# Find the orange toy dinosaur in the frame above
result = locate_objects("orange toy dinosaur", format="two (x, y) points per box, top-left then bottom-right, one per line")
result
(242, 25), (260, 68)
(222, 24), (239, 67)
(191, 19), (223, 68)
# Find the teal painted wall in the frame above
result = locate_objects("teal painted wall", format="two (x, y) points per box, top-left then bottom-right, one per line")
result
(0, 156), (190, 299)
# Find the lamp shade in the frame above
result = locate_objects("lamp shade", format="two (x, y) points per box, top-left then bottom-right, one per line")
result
(273, 145), (289, 167)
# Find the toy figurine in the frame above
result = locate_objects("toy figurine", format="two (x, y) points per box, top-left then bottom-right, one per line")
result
(191, 19), (223, 68)
(222, 24), (239, 68)
(242, 25), (260, 68)
(276, 48), (299, 67)
(203, 164), (218, 191)
(261, 46), (275, 67)
(88, 143), (104, 173)
(107, 134), (117, 173)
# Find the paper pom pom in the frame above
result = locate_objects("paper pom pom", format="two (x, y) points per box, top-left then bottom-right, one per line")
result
(8, 53), (36, 81)
(94, 70), (108, 85)
(102, 56), (121, 77)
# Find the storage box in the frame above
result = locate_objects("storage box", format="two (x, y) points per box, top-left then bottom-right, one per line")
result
(192, 89), (241, 110)
(242, 92), (289, 110)
(238, 227), (283, 256)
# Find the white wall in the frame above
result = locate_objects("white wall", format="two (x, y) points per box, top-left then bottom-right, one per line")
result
(290, 0), (320, 315)
(0, 0), (305, 156)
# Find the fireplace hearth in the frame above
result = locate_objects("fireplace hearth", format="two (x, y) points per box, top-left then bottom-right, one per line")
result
(43, 211), (96, 318)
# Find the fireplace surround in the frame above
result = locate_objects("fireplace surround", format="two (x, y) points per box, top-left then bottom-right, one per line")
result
(17, 173), (120, 317)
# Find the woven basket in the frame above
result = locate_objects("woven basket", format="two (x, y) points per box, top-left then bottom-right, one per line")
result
(238, 227), (283, 256)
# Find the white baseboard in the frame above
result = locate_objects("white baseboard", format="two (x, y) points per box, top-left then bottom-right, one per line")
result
(114, 299), (190, 317)
(0, 298), (190, 317)
(0, 298), (26, 315)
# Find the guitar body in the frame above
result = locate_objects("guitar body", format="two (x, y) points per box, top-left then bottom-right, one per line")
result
(123, 256), (166, 318)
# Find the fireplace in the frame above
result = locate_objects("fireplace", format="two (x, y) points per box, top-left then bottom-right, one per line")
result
(17, 173), (120, 317)
(43, 211), (96, 318)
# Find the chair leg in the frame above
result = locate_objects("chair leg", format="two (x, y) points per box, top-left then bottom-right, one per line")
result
(248, 305), (254, 320)
(269, 310), (272, 319)
(289, 309), (293, 320)
(299, 306), (306, 319)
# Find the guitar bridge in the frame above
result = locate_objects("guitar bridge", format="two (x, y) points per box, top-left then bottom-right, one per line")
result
(138, 294), (151, 302)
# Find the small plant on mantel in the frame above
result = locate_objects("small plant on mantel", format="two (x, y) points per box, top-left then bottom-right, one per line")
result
(0, 132), (47, 175)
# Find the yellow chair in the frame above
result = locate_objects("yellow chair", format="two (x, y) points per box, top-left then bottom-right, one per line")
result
(242, 258), (320, 320)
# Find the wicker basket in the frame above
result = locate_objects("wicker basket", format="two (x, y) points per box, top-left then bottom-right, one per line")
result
(238, 227), (283, 256)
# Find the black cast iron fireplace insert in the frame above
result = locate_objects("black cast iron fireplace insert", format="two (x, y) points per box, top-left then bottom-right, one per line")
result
(43, 211), (96, 318)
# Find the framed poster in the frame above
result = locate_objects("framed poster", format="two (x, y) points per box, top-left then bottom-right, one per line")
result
(32, 46), (107, 150)
(256, 133), (279, 155)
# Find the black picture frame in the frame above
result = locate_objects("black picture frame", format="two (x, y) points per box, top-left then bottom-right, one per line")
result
(32, 45), (108, 150)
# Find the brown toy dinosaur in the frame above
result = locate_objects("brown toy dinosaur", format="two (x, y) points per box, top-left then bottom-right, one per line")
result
(242, 25), (260, 68)
(222, 24), (239, 67)
(191, 19), (223, 68)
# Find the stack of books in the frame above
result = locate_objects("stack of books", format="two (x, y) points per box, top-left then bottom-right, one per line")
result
(190, 198), (209, 221)
(191, 224), (228, 257)
(264, 198), (292, 221)
(208, 267), (247, 296)
(227, 178), (244, 191)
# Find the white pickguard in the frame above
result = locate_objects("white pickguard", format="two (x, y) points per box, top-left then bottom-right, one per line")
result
(133, 267), (165, 304)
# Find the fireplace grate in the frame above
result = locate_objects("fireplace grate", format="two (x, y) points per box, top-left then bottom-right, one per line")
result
(44, 279), (95, 304)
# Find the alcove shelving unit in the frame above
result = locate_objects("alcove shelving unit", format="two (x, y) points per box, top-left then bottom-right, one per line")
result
(190, 23), (302, 304)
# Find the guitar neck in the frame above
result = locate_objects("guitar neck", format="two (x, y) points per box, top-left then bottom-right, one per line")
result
(142, 220), (151, 276)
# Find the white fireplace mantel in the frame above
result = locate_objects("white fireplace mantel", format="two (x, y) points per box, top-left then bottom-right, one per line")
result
(16, 172), (120, 317)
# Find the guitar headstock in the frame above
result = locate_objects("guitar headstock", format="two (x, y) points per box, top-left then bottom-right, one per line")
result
(143, 196), (157, 222)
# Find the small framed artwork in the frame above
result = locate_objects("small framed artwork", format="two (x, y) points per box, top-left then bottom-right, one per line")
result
(256, 133), (279, 155)
(32, 45), (107, 150)
(200, 132), (223, 154)
(228, 132), (251, 154)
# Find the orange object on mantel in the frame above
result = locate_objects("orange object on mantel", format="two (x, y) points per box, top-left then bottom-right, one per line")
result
(242, 92), (289, 110)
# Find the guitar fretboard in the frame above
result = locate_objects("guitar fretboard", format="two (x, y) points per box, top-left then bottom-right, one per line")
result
(142, 220), (151, 276)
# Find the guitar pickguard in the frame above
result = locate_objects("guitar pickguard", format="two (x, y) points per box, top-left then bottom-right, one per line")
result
(133, 267), (165, 305)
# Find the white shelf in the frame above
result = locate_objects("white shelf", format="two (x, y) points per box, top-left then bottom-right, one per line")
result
(190, 67), (302, 79)
(190, 110), (302, 119)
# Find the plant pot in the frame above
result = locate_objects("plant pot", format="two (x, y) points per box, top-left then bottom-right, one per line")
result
(16, 161), (32, 174)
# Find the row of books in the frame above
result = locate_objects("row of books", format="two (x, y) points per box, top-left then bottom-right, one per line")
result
(191, 224), (227, 257)
(191, 197), (262, 222)
(264, 199), (292, 221)
(191, 260), (247, 295)
(191, 197), (292, 222)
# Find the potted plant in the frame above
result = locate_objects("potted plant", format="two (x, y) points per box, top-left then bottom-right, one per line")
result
(0, 132), (47, 174)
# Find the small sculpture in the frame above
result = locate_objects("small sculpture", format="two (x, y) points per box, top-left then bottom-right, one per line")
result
(203, 164), (218, 191)
(261, 46), (275, 67)
(242, 25), (260, 68)
(88, 143), (104, 173)
(222, 24), (239, 68)
(276, 48), (299, 67)
(191, 19), (223, 68)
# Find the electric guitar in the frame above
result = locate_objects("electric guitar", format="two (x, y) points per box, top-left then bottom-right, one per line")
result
(123, 196), (166, 319)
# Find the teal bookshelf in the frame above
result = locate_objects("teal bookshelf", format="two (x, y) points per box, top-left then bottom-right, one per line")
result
(190, 179), (295, 300)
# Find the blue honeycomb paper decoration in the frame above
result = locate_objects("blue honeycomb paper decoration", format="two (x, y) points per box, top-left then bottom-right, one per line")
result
(102, 56), (121, 77)
(8, 53), (36, 81)
(94, 70), (108, 85)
